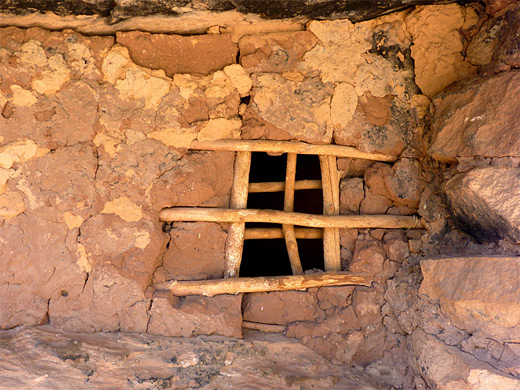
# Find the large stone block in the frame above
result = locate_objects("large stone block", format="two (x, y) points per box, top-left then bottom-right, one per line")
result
(409, 329), (520, 390)
(443, 167), (520, 243)
(429, 71), (520, 163)
(420, 257), (520, 342)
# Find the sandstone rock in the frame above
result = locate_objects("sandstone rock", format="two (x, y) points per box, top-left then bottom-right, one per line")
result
(409, 329), (520, 390)
(420, 257), (520, 342)
(483, 0), (518, 14)
(443, 167), (520, 243)
(339, 177), (364, 214)
(384, 158), (424, 209)
(242, 291), (318, 325)
(239, 31), (318, 73)
(162, 222), (227, 281)
(430, 71), (520, 162)
(116, 31), (238, 76)
(316, 286), (355, 310)
(147, 294), (242, 338)
(244, 74), (333, 143)
(406, 4), (477, 97)
(383, 230), (409, 264)
(0, 326), (384, 390)
(467, 3), (520, 75)
(333, 92), (412, 156)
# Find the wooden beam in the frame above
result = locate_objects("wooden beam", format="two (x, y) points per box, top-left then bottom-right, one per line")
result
(244, 227), (323, 240)
(248, 179), (322, 193)
(190, 139), (397, 162)
(282, 153), (303, 275)
(159, 207), (423, 229)
(320, 155), (341, 271)
(154, 272), (373, 296)
(224, 151), (251, 277)
(242, 321), (287, 333)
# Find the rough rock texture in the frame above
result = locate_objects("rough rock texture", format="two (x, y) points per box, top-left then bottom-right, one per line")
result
(0, 326), (385, 390)
(443, 167), (520, 243)
(429, 71), (520, 163)
(406, 4), (478, 97)
(0, 0), (477, 22)
(467, 3), (520, 75)
(409, 329), (520, 390)
(116, 32), (238, 77)
(420, 257), (520, 342)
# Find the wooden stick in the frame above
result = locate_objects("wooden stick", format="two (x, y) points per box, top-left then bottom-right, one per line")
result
(154, 272), (373, 296)
(159, 207), (423, 229)
(244, 227), (323, 240)
(320, 155), (341, 271)
(282, 153), (303, 275)
(242, 321), (287, 333)
(224, 151), (251, 277)
(248, 180), (322, 193)
(190, 139), (397, 162)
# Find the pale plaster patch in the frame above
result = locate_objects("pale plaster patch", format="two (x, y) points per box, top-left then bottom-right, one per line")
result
(76, 242), (91, 273)
(0, 191), (25, 218)
(10, 85), (38, 106)
(0, 168), (14, 194)
(330, 83), (357, 128)
(32, 54), (72, 95)
(134, 231), (151, 249)
(197, 118), (242, 142)
(101, 196), (143, 222)
(204, 71), (235, 100)
(149, 127), (198, 148)
(223, 64), (252, 97)
(94, 133), (121, 157)
(63, 211), (84, 230)
(173, 74), (199, 99)
(0, 140), (42, 169)
(303, 13), (414, 99)
(17, 40), (47, 66)
(16, 176), (43, 210)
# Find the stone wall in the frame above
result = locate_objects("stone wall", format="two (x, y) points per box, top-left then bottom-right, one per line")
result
(0, 2), (519, 389)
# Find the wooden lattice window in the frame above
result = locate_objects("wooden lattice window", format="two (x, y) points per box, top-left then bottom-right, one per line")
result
(157, 140), (422, 296)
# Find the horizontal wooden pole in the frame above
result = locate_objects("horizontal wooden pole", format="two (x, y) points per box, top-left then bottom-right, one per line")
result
(154, 272), (373, 296)
(190, 139), (397, 162)
(242, 321), (287, 333)
(244, 227), (323, 240)
(248, 180), (322, 193)
(159, 207), (423, 229)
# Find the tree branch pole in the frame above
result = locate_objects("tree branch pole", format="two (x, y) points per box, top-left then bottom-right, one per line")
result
(154, 272), (373, 296)
(190, 139), (397, 162)
(159, 207), (424, 229)
(320, 155), (341, 271)
(282, 153), (304, 275)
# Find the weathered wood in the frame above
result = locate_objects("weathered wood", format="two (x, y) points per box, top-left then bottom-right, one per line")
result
(242, 321), (287, 333)
(248, 179), (322, 193)
(154, 272), (373, 296)
(190, 139), (397, 162)
(224, 151), (251, 277)
(159, 207), (423, 229)
(320, 155), (341, 271)
(244, 227), (323, 240)
(283, 153), (303, 275)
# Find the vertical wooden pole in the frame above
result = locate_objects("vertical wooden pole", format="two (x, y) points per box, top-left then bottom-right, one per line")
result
(320, 155), (341, 271)
(224, 151), (252, 277)
(282, 153), (304, 275)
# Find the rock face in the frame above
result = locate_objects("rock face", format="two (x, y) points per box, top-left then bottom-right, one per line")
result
(0, 0), (477, 22)
(409, 329), (520, 390)
(420, 257), (520, 342)
(443, 167), (520, 243)
(0, 326), (385, 390)
(429, 71), (520, 163)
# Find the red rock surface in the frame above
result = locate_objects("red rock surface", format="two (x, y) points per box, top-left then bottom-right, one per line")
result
(429, 71), (520, 163)
(0, 326), (386, 390)
(116, 31), (238, 76)
(420, 256), (520, 342)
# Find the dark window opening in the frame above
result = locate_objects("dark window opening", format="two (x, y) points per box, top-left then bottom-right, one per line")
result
(241, 152), (325, 277)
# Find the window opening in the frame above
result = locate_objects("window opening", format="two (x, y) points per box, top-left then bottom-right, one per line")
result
(157, 139), (423, 296)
